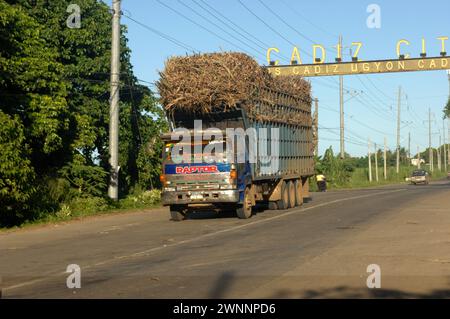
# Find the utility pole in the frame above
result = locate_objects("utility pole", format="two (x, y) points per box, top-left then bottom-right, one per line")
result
(408, 132), (411, 163)
(417, 146), (421, 169)
(438, 134), (442, 171)
(374, 143), (379, 182)
(368, 138), (372, 182)
(108, 0), (121, 201)
(339, 35), (345, 159)
(396, 86), (401, 174)
(442, 120), (448, 172)
(383, 137), (387, 180)
(314, 98), (319, 156)
(428, 108), (433, 172)
(448, 118), (450, 167)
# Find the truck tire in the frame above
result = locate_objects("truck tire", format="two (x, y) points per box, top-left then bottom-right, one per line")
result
(268, 201), (278, 210)
(170, 206), (186, 221)
(277, 181), (289, 210)
(294, 179), (303, 207)
(236, 187), (252, 219)
(288, 180), (296, 209)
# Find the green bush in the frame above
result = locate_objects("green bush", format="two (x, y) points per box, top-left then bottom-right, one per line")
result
(119, 189), (161, 209)
(66, 196), (110, 217)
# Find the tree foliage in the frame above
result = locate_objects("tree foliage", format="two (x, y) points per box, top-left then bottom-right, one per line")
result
(444, 98), (450, 119)
(0, 0), (167, 226)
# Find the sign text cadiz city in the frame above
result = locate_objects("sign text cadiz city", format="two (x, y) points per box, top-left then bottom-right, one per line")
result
(266, 37), (450, 77)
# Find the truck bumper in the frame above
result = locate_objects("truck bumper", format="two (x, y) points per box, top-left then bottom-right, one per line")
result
(162, 189), (240, 206)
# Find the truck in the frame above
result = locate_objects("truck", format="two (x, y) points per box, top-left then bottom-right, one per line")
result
(157, 52), (314, 221)
(159, 87), (315, 221)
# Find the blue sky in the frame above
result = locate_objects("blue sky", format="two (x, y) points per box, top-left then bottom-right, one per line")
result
(120, 0), (450, 157)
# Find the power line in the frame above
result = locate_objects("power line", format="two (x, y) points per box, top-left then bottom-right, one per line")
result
(278, 0), (339, 40)
(123, 13), (198, 52)
(363, 75), (394, 102)
(256, 0), (317, 47)
(236, 0), (311, 58)
(194, 0), (289, 63)
(155, 0), (256, 57)
(176, 0), (265, 59)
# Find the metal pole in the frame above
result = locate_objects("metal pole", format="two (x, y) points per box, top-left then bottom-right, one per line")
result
(396, 86), (401, 174)
(429, 108), (433, 172)
(417, 145), (421, 169)
(374, 143), (379, 182)
(384, 137), (387, 179)
(368, 138), (372, 182)
(438, 134), (442, 171)
(444, 120), (447, 172)
(314, 98), (319, 156)
(108, 0), (121, 200)
(408, 132), (411, 163)
(339, 36), (345, 159)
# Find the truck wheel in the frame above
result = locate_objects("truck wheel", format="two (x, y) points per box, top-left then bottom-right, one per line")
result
(277, 181), (289, 210)
(288, 180), (296, 208)
(294, 179), (303, 207)
(170, 206), (186, 221)
(268, 201), (278, 210)
(236, 187), (252, 219)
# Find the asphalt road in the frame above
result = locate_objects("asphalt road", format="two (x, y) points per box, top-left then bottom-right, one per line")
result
(1, 180), (450, 298)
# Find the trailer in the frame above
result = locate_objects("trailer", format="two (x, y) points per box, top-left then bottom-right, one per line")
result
(160, 87), (314, 220)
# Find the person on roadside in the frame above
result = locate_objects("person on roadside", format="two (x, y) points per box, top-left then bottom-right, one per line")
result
(316, 173), (327, 192)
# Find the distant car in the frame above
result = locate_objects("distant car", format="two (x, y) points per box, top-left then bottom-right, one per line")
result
(410, 169), (430, 185)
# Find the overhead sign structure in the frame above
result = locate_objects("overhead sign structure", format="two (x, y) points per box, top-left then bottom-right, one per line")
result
(265, 36), (450, 77)
(267, 56), (450, 77)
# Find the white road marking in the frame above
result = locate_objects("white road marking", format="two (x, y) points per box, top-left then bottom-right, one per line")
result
(3, 188), (405, 292)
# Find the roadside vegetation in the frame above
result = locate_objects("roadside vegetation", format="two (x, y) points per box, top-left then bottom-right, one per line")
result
(0, 1), (166, 228)
(310, 146), (449, 191)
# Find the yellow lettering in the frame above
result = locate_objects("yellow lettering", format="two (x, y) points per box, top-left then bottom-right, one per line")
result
(418, 60), (425, 68)
(386, 61), (393, 70)
(293, 66), (300, 75)
(314, 65), (321, 73)
(374, 62), (381, 70)
(275, 67), (281, 75)
(290, 47), (302, 65)
(351, 63), (358, 72)
(313, 45), (326, 64)
(333, 65), (339, 73)
(429, 59), (436, 68)
(335, 42), (342, 60)
(442, 58), (448, 68)
(437, 36), (448, 53)
(396, 39), (410, 58)
(303, 67), (311, 75)
(397, 61), (405, 69)
(363, 63), (370, 72)
(267, 47), (280, 65)
(351, 42), (363, 59)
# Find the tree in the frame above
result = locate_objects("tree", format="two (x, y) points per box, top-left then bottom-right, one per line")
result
(0, 0), (167, 226)
(444, 98), (450, 119)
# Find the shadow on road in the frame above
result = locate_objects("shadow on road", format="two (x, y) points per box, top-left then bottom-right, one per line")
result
(270, 285), (450, 299)
(209, 271), (235, 298)
(185, 204), (268, 220)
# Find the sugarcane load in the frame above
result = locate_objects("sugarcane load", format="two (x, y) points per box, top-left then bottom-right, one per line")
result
(157, 52), (315, 220)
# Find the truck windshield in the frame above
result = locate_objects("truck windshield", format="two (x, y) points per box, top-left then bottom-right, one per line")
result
(163, 140), (229, 164)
